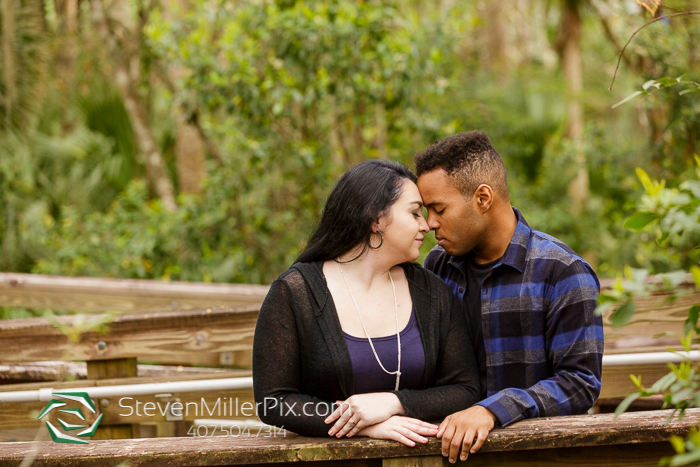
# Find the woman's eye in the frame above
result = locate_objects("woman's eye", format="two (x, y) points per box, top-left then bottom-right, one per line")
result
(412, 211), (421, 218)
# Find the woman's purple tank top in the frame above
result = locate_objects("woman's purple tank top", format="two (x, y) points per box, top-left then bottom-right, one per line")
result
(343, 307), (425, 393)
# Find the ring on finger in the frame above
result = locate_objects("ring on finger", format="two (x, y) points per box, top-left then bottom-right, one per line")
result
(350, 418), (356, 424)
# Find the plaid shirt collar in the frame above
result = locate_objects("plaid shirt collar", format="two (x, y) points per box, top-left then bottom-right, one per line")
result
(446, 207), (530, 274)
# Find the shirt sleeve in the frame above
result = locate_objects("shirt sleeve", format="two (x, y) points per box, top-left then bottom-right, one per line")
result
(476, 260), (604, 427)
(252, 278), (337, 437)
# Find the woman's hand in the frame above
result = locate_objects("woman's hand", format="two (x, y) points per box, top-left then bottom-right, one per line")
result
(325, 393), (405, 437)
(358, 416), (439, 447)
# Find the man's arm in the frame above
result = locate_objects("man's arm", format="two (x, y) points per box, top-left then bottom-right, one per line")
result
(477, 260), (603, 426)
(438, 260), (603, 462)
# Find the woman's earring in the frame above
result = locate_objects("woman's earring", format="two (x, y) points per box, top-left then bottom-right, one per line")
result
(368, 230), (384, 250)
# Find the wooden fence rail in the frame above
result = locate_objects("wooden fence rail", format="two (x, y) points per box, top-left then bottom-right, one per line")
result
(0, 272), (698, 442)
(0, 305), (259, 367)
(0, 409), (696, 467)
(0, 272), (269, 313)
(0, 370), (254, 442)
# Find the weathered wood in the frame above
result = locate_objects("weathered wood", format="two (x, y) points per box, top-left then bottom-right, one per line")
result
(0, 362), (238, 384)
(88, 357), (138, 440)
(1, 274), (696, 367)
(0, 360), (673, 437)
(0, 361), (87, 384)
(596, 395), (665, 412)
(600, 275), (699, 353)
(87, 358), (137, 380)
(0, 305), (258, 366)
(599, 363), (672, 399)
(0, 272), (268, 313)
(383, 457), (441, 467)
(446, 442), (675, 466)
(0, 409), (695, 466)
(0, 371), (254, 434)
(0, 428), (39, 443)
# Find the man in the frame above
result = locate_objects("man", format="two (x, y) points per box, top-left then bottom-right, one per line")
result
(414, 131), (603, 463)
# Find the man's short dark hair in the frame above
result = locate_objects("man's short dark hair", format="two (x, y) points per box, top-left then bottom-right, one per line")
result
(414, 131), (509, 200)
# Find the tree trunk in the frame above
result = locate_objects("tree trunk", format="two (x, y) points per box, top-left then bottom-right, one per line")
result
(1, 0), (16, 128)
(89, 0), (177, 211)
(374, 102), (387, 159)
(484, 0), (508, 71)
(556, 0), (588, 212)
(175, 122), (205, 195)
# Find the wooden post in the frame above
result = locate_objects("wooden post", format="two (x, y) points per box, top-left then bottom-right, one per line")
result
(383, 457), (443, 467)
(86, 358), (137, 380)
(87, 357), (138, 440)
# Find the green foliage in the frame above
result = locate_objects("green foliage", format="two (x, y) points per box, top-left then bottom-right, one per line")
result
(603, 158), (700, 466)
(0, 0), (696, 290)
(0, 0), (47, 130)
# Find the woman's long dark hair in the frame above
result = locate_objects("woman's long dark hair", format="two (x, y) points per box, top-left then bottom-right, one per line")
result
(296, 160), (417, 264)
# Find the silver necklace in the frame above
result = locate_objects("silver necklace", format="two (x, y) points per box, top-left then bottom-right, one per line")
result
(338, 263), (401, 391)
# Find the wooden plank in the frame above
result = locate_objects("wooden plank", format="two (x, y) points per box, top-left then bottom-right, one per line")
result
(1, 274), (696, 366)
(601, 275), (699, 353)
(0, 305), (258, 365)
(87, 358), (137, 380)
(383, 457), (442, 467)
(596, 395), (665, 412)
(449, 442), (675, 466)
(0, 390), (258, 433)
(0, 362), (242, 384)
(0, 322), (675, 398)
(0, 409), (696, 466)
(599, 363), (672, 399)
(0, 428), (42, 443)
(88, 358), (138, 440)
(0, 272), (268, 313)
(0, 371), (254, 433)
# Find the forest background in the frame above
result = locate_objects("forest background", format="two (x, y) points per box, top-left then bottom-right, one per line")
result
(1, 0), (698, 319)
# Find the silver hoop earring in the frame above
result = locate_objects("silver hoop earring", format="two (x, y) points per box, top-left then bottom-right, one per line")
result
(368, 231), (384, 250)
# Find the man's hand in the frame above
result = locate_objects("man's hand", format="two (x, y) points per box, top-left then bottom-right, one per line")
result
(437, 405), (497, 463)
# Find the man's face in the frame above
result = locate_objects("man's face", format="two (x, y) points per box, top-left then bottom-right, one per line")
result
(417, 169), (486, 257)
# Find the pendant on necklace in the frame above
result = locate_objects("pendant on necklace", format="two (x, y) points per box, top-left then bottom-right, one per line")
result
(394, 372), (401, 391)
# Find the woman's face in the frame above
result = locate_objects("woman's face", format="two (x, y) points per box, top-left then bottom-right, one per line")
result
(377, 180), (430, 263)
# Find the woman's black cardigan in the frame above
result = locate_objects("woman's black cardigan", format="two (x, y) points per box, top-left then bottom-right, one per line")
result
(252, 261), (480, 437)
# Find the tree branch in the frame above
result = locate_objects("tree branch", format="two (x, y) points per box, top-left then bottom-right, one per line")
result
(90, 0), (178, 211)
(610, 11), (700, 90)
(590, 1), (633, 69)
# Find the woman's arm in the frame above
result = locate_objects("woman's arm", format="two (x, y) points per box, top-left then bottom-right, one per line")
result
(391, 290), (481, 422)
(357, 416), (439, 447)
(253, 278), (338, 437)
(325, 392), (406, 437)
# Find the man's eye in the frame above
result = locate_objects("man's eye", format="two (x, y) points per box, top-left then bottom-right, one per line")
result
(436, 209), (444, 215)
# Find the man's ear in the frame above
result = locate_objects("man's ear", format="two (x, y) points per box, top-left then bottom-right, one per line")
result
(474, 184), (494, 212)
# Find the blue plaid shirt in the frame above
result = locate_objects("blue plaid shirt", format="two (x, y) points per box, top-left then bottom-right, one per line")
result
(424, 208), (603, 427)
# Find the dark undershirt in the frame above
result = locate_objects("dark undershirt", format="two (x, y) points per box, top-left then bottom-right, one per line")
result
(463, 252), (501, 399)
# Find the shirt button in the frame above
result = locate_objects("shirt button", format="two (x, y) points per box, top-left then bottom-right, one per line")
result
(459, 288), (464, 293)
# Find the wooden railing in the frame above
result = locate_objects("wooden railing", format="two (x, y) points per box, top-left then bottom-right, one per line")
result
(0, 409), (696, 467)
(0, 272), (269, 313)
(0, 304), (259, 367)
(0, 272), (698, 442)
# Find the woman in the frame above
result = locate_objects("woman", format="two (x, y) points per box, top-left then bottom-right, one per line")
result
(253, 160), (479, 446)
